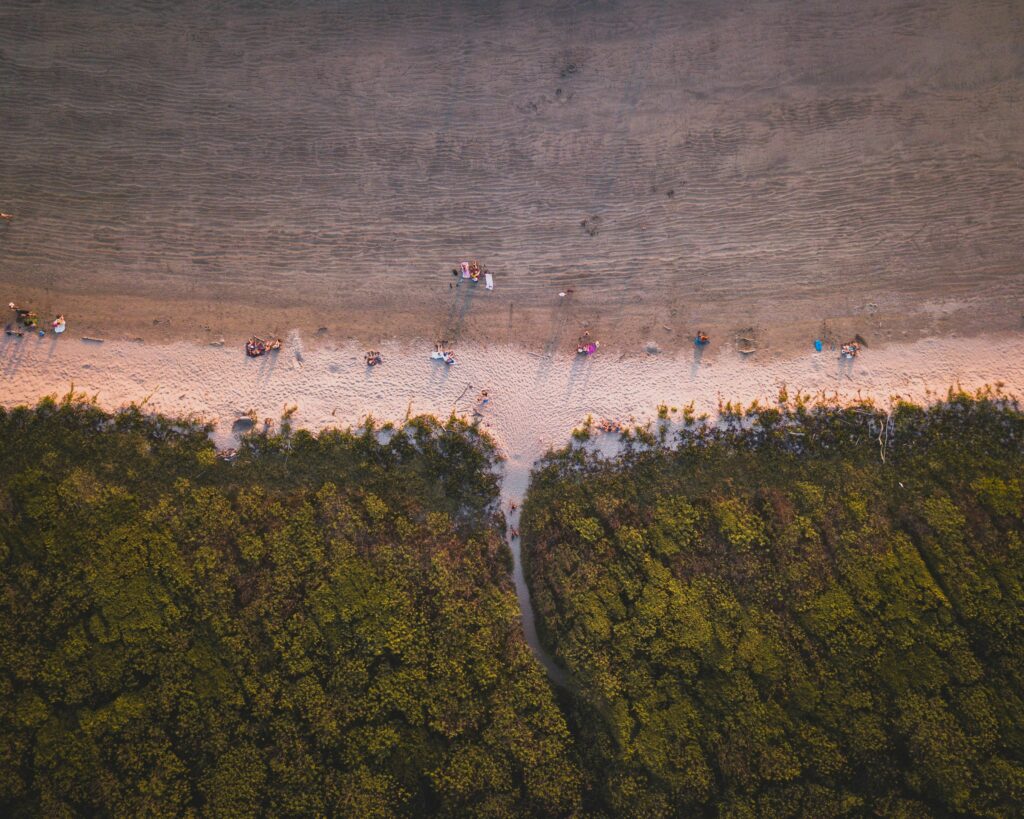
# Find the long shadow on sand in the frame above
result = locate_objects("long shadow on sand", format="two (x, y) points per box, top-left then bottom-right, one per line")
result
(564, 351), (594, 399)
(428, 358), (454, 389)
(534, 296), (572, 385)
(838, 354), (855, 380)
(252, 349), (281, 386)
(1, 334), (31, 378)
(690, 343), (705, 378)
(441, 280), (478, 344)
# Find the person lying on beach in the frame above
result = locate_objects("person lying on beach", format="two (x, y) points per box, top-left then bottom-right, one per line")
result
(9, 302), (41, 327)
(0, 213), (13, 221)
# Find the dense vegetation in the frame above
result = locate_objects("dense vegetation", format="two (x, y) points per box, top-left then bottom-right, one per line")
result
(4, 393), (1023, 817)
(0, 398), (581, 817)
(523, 394), (1024, 817)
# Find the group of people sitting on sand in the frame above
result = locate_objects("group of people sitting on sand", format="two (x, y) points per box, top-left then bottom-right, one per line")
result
(431, 342), (455, 365)
(453, 260), (486, 283)
(840, 341), (861, 359)
(596, 418), (627, 433)
(245, 336), (281, 357)
(6, 302), (65, 337)
(576, 331), (600, 356)
(364, 350), (383, 366)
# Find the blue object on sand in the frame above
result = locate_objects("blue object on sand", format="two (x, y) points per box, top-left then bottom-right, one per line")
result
(814, 339), (823, 352)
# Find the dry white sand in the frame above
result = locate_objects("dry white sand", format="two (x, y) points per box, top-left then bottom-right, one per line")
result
(3, 329), (1022, 678)
(4, 331), (1021, 459)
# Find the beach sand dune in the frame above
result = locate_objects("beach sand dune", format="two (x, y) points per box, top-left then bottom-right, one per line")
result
(1, 0), (1022, 348)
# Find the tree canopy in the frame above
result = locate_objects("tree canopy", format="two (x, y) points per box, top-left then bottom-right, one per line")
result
(4, 392), (1023, 817)
(522, 394), (1024, 817)
(0, 398), (581, 817)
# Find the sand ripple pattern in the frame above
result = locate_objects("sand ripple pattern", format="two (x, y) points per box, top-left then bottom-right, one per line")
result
(1, 0), (1023, 324)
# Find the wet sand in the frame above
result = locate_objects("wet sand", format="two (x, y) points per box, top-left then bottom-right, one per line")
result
(2, 0), (1023, 351)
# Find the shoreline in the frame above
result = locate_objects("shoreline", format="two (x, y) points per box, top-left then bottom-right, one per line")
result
(4, 279), (1022, 360)
(3, 327), (1022, 680)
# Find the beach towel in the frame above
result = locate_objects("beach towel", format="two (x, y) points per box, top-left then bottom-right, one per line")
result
(485, 273), (494, 290)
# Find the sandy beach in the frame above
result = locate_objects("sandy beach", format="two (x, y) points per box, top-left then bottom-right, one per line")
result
(3, 330), (1021, 458)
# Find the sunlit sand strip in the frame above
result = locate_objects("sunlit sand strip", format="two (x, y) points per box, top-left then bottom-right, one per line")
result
(3, 330), (1021, 681)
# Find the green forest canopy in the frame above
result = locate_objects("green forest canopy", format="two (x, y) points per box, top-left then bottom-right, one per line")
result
(522, 394), (1024, 817)
(0, 398), (580, 817)
(2, 394), (1023, 817)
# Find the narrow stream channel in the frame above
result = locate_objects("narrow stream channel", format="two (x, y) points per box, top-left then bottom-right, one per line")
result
(499, 459), (569, 687)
